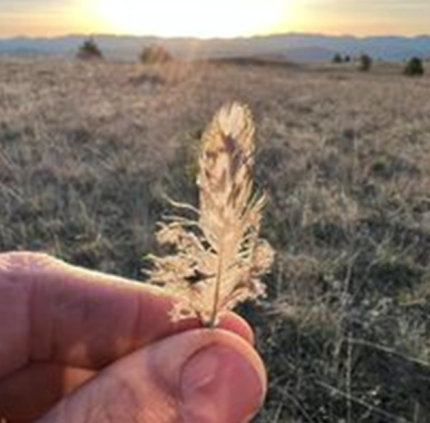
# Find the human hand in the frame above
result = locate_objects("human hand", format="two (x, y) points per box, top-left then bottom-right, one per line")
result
(0, 252), (266, 423)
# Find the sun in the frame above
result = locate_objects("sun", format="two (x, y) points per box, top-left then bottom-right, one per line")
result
(94, 0), (290, 38)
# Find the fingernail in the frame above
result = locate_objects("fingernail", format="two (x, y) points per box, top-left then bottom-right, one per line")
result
(180, 345), (264, 423)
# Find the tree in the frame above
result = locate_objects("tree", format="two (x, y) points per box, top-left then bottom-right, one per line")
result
(332, 53), (343, 64)
(140, 44), (172, 64)
(77, 38), (103, 61)
(359, 53), (372, 72)
(404, 57), (425, 77)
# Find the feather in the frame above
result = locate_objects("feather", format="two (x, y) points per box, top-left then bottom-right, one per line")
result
(146, 102), (274, 327)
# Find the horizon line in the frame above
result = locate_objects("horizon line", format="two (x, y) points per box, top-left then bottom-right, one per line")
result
(1, 31), (430, 42)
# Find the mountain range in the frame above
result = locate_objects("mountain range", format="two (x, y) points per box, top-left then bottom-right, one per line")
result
(0, 33), (429, 62)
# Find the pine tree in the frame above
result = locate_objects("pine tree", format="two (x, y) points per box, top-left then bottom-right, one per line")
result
(404, 57), (425, 77)
(359, 54), (372, 72)
(77, 38), (104, 61)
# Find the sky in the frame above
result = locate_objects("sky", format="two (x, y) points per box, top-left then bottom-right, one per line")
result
(0, 0), (429, 38)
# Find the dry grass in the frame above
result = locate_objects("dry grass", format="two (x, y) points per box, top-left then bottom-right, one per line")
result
(1, 57), (430, 422)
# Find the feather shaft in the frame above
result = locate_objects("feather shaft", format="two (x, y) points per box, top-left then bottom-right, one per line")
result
(146, 102), (274, 326)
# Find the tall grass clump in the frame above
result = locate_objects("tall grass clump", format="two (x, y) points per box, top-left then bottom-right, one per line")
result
(140, 44), (172, 64)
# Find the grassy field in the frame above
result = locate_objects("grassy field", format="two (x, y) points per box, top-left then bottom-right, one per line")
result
(1, 57), (430, 422)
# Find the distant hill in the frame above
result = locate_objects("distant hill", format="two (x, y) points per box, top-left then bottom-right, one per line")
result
(0, 33), (429, 62)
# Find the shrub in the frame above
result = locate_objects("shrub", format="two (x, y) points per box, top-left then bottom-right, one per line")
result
(359, 53), (372, 72)
(404, 57), (425, 77)
(140, 44), (172, 64)
(77, 37), (103, 61)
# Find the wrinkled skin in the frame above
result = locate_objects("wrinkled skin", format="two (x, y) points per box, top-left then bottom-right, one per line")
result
(0, 252), (266, 423)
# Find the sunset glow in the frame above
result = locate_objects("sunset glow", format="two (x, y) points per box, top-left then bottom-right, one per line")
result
(0, 0), (430, 38)
(94, 0), (290, 38)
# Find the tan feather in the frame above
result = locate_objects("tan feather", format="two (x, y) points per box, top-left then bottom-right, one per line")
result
(146, 102), (274, 327)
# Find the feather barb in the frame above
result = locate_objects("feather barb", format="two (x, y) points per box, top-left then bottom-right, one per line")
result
(146, 102), (274, 327)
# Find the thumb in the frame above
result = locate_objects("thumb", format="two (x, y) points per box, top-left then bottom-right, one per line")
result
(39, 329), (267, 423)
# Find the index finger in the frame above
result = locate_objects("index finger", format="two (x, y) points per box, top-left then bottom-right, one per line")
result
(0, 252), (253, 377)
